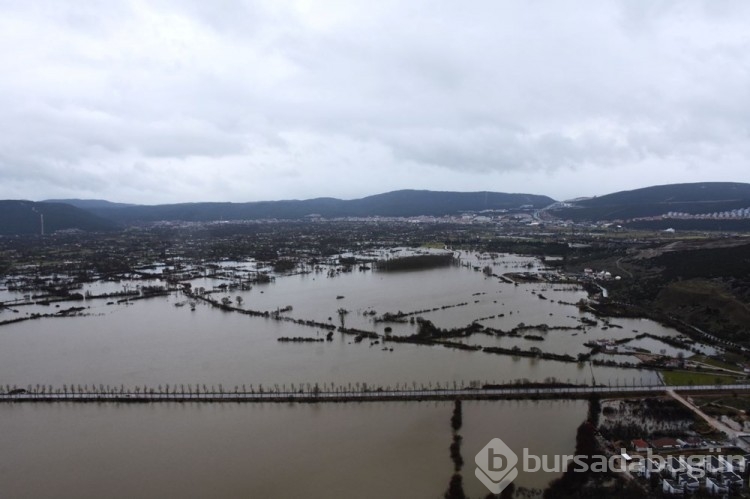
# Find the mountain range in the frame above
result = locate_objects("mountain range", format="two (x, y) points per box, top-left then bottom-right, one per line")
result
(72, 190), (554, 224)
(0, 182), (749, 235)
(0, 200), (116, 235)
(550, 182), (750, 221)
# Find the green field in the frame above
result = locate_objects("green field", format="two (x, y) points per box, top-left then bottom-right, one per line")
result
(689, 354), (742, 372)
(661, 370), (739, 386)
(693, 395), (750, 412)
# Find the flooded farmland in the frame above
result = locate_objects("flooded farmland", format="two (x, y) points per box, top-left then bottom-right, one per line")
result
(0, 250), (709, 497)
(0, 252), (684, 389)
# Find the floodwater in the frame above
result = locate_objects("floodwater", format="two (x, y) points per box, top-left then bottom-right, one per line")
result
(0, 252), (693, 497)
(0, 287), (660, 389)
(0, 399), (586, 499)
(0, 254), (685, 388)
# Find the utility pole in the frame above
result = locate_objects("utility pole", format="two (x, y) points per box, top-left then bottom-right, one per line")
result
(31, 206), (44, 236)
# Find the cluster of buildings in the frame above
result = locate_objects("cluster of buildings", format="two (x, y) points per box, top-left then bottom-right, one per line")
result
(642, 455), (746, 496)
(628, 438), (749, 495)
(631, 437), (703, 453)
(583, 268), (622, 280)
(664, 208), (750, 220)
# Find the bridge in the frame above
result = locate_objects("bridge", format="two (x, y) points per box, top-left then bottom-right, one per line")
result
(2, 383), (750, 404)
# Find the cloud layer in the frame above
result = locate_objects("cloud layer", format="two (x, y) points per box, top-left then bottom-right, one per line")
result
(2, 0), (749, 203)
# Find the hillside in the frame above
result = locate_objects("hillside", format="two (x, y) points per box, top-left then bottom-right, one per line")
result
(0, 201), (117, 235)
(14, 183), (750, 228)
(566, 237), (750, 345)
(43, 199), (135, 209)
(551, 182), (750, 222)
(85, 190), (555, 223)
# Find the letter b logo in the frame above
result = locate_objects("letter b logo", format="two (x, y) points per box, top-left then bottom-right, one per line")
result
(475, 438), (519, 494)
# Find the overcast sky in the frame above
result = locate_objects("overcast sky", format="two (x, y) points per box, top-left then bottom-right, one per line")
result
(2, 0), (749, 204)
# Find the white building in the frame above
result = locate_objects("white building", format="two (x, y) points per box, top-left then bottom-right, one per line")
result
(677, 473), (700, 493)
(705, 455), (726, 474)
(719, 471), (743, 490)
(706, 477), (729, 495)
(662, 478), (684, 495)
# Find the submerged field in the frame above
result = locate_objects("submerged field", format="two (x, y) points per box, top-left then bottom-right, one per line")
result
(0, 248), (730, 497)
(0, 250), (698, 390)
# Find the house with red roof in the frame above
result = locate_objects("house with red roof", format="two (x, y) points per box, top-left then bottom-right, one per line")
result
(631, 439), (649, 452)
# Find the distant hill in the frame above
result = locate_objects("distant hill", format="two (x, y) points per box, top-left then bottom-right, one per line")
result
(0, 200), (117, 235)
(85, 190), (555, 223)
(43, 199), (135, 209)
(551, 182), (750, 222)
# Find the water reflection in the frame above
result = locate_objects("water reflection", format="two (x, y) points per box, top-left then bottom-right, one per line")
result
(1, 399), (586, 499)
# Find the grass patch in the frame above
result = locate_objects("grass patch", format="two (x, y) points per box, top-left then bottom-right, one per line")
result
(690, 354), (741, 372)
(701, 404), (741, 418)
(661, 370), (739, 386)
(692, 395), (750, 412)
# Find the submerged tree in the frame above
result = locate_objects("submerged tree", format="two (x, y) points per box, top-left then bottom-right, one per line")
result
(451, 400), (463, 431)
(444, 473), (466, 499)
(337, 308), (349, 328)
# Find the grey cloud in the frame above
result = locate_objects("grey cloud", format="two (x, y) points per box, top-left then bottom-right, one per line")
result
(0, 0), (749, 203)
